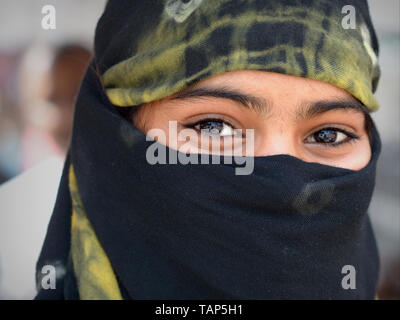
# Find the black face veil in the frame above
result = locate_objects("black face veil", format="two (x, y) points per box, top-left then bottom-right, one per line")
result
(35, 0), (381, 300)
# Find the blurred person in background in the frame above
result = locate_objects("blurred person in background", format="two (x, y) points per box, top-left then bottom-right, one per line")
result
(0, 43), (91, 299)
(0, 52), (22, 183)
(18, 44), (91, 170)
(377, 258), (400, 299)
(0, 95), (20, 184)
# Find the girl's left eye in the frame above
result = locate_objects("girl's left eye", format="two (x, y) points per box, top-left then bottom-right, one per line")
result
(305, 128), (358, 146)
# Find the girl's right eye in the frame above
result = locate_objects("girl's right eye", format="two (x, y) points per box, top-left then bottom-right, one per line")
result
(190, 119), (238, 137)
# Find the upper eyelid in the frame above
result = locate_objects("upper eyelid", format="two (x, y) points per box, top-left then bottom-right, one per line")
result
(182, 114), (241, 128)
(305, 123), (358, 137)
(307, 128), (351, 139)
(312, 126), (352, 134)
(192, 118), (234, 127)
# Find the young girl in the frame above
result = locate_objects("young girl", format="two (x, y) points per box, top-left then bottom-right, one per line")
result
(36, 0), (382, 299)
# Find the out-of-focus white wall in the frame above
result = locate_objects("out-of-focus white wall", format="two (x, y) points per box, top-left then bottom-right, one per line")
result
(367, 0), (400, 286)
(0, 0), (107, 51)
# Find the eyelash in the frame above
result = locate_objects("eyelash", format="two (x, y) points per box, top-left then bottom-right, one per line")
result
(308, 127), (360, 147)
(188, 118), (235, 128)
(183, 118), (360, 147)
(183, 117), (239, 134)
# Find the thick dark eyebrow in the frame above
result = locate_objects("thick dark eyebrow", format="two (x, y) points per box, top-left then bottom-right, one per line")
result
(171, 87), (270, 114)
(296, 99), (369, 120)
(171, 86), (369, 120)
(297, 99), (373, 142)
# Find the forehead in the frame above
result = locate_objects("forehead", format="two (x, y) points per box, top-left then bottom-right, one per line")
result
(152, 70), (367, 125)
(184, 70), (356, 102)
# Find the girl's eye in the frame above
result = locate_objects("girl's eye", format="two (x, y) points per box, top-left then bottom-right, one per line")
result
(192, 119), (237, 136)
(305, 128), (357, 146)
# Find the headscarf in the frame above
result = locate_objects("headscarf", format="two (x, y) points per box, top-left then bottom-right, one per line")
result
(35, 0), (381, 300)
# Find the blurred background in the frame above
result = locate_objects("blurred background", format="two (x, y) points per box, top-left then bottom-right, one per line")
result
(0, 0), (398, 299)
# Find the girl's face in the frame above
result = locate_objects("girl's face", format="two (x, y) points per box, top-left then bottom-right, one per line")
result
(133, 70), (371, 170)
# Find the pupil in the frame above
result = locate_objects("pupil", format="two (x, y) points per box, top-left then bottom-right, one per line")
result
(315, 129), (337, 143)
(200, 121), (223, 133)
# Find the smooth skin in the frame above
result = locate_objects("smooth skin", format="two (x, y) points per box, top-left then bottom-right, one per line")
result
(132, 70), (371, 171)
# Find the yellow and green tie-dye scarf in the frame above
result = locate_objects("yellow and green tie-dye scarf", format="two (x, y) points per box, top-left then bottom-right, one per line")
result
(102, 0), (380, 111)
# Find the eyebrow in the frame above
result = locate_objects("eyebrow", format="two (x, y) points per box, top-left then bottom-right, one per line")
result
(171, 87), (270, 114)
(171, 86), (368, 118)
(296, 99), (369, 120)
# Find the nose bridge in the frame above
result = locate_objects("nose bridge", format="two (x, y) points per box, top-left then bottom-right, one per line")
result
(260, 138), (296, 157)
(257, 122), (298, 157)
